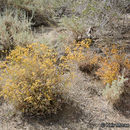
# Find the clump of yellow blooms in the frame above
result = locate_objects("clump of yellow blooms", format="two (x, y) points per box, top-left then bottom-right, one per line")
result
(96, 45), (130, 85)
(96, 58), (120, 84)
(61, 38), (92, 64)
(0, 39), (92, 115)
(1, 38), (128, 114)
(0, 43), (72, 114)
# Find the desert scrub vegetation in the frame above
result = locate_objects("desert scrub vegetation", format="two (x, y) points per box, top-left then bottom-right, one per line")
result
(94, 44), (130, 104)
(0, 43), (74, 115)
(60, 0), (126, 42)
(0, 38), (92, 115)
(60, 16), (89, 41)
(6, 0), (79, 27)
(75, 40), (129, 104)
(7, 0), (73, 26)
(7, 0), (55, 26)
(61, 38), (130, 106)
(103, 74), (128, 104)
(0, 0), (7, 12)
(79, 50), (100, 75)
(108, 0), (130, 13)
(0, 9), (34, 56)
(61, 38), (92, 65)
(96, 45), (130, 85)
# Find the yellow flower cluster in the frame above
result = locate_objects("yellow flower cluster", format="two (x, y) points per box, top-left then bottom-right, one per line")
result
(96, 45), (130, 85)
(61, 38), (91, 64)
(96, 59), (120, 84)
(0, 43), (71, 114)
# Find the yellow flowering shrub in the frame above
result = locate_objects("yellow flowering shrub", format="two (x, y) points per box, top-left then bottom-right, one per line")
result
(61, 39), (92, 63)
(78, 49), (100, 74)
(96, 45), (130, 85)
(60, 38), (100, 76)
(0, 43), (71, 115)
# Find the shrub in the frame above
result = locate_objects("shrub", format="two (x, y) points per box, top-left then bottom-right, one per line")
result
(60, 38), (101, 76)
(0, 0), (7, 12)
(61, 39), (92, 64)
(108, 0), (130, 13)
(60, 0), (123, 41)
(7, 0), (59, 26)
(96, 45), (129, 85)
(51, 0), (74, 17)
(79, 50), (100, 75)
(0, 43), (71, 115)
(60, 16), (89, 41)
(7, 0), (77, 27)
(103, 74), (128, 104)
(0, 9), (34, 55)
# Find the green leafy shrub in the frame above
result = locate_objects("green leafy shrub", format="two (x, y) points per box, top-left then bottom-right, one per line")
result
(0, 43), (71, 115)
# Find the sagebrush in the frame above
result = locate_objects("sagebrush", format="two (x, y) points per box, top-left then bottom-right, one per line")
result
(0, 9), (33, 55)
(103, 74), (128, 104)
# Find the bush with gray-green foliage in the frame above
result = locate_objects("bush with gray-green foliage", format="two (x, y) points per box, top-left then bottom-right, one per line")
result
(103, 74), (128, 104)
(7, 0), (75, 26)
(60, 0), (125, 41)
(108, 0), (130, 13)
(0, 9), (34, 53)
(7, 0), (83, 26)
(7, 0), (56, 26)
(0, 0), (7, 12)
(51, 0), (75, 17)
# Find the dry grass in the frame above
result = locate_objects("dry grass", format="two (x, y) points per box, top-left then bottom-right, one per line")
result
(0, 9), (34, 57)
(7, 0), (55, 26)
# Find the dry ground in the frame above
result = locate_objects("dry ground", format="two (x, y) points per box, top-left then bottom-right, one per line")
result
(0, 68), (130, 130)
(0, 13), (130, 130)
